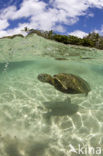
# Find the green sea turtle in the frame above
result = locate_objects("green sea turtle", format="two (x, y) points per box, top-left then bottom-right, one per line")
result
(37, 73), (91, 95)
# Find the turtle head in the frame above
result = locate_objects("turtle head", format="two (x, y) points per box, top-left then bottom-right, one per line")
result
(37, 74), (53, 84)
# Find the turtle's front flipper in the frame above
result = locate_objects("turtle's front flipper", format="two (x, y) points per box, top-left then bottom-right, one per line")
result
(53, 77), (68, 90)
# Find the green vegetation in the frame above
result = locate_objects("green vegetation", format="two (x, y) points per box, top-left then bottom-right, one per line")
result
(1, 28), (103, 50)
(27, 29), (103, 50)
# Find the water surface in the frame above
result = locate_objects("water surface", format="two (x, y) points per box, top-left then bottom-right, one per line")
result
(0, 34), (103, 156)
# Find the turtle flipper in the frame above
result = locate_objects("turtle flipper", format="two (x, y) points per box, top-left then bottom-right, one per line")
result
(53, 77), (68, 90)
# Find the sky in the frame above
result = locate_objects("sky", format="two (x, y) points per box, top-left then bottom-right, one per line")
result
(0, 0), (103, 38)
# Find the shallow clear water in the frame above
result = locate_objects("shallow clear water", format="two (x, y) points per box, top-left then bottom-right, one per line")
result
(0, 34), (103, 156)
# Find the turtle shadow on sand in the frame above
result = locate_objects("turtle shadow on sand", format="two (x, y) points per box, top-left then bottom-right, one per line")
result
(43, 98), (79, 118)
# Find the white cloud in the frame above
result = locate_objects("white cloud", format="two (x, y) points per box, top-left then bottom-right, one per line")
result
(88, 13), (94, 17)
(69, 30), (88, 38)
(54, 25), (66, 33)
(0, 0), (103, 37)
(0, 20), (9, 30)
(0, 30), (8, 38)
(51, 0), (88, 17)
(94, 25), (103, 35)
(0, 6), (16, 19)
(87, 0), (103, 8)
(11, 0), (47, 20)
(0, 23), (28, 38)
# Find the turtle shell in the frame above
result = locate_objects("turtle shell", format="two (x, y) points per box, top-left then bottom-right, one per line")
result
(53, 73), (91, 95)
